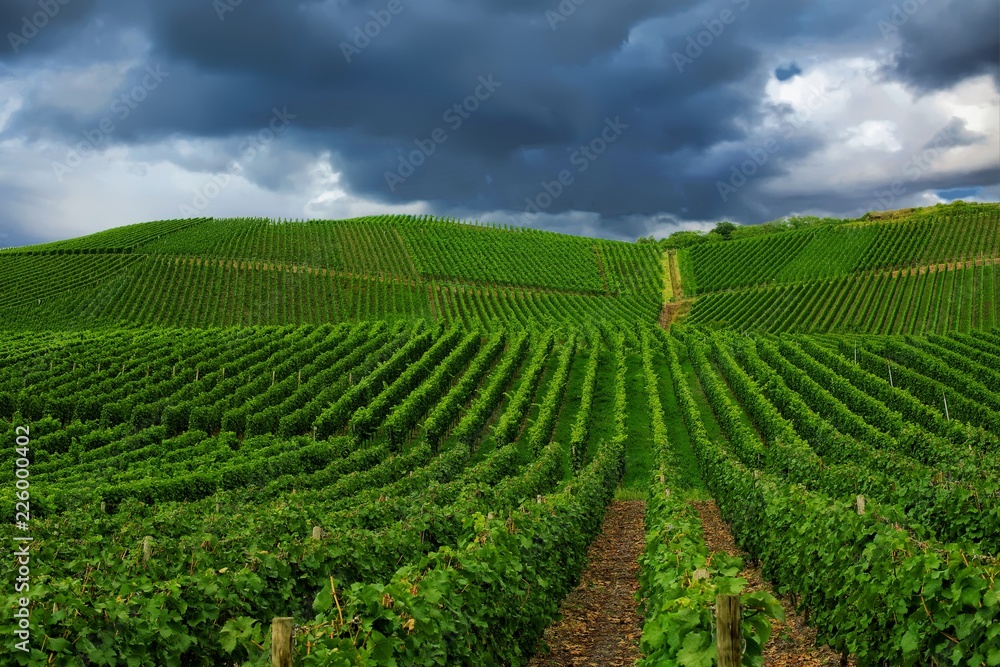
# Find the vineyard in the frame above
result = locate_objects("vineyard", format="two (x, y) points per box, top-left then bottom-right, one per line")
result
(1, 206), (999, 666)
(681, 203), (999, 294)
(0, 216), (662, 331)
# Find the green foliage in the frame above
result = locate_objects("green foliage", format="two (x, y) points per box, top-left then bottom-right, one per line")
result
(713, 221), (737, 241)
(0, 202), (998, 666)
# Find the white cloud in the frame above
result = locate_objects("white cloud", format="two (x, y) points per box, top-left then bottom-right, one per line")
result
(751, 58), (998, 199)
(842, 120), (902, 152)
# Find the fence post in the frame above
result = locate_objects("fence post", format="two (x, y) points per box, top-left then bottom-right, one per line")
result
(142, 536), (153, 565)
(716, 595), (741, 667)
(856, 495), (866, 515)
(271, 617), (294, 667)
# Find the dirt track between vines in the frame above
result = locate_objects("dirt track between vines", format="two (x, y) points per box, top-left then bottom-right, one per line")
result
(528, 500), (645, 667)
(692, 499), (856, 667)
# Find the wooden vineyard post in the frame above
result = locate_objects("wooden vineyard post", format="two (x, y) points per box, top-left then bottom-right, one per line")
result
(942, 391), (950, 422)
(272, 370), (276, 386)
(311, 526), (324, 540)
(271, 617), (294, 667)
(856, 495), (866, 515)
(715, 595), (741, 667)
(887, 361), (893, 387)
(142, 536), (153, 565)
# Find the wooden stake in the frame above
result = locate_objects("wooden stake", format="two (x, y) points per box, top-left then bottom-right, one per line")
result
(715, 595), (741, 667)
(298, 369), (301, 387)
(142, 536), (153, 565)
(856, 495), (866, 515)
(659, 473), (665, 484)
(942, 391), (950, 422)
(272, 370), (276, 386)
(100, 501), (106, 513)
(271, 617), (294, 667)
(887, 361), (893, 387)
(311, 526), (324, 540)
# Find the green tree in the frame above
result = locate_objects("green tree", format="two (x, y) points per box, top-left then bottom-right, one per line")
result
(713, 221), (737, 240)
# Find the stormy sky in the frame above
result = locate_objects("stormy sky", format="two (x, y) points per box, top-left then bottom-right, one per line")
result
(0, 0), (997, 247)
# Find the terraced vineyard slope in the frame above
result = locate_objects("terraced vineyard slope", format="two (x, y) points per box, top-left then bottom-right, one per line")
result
(0, 216), (662, 331)
(679, 202), (999, 334)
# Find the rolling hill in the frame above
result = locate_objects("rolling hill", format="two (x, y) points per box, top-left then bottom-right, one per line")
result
(0, 203), (998, 666)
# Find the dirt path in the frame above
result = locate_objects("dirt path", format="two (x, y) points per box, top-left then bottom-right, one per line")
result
(667, 251), (685, 300)
(529, 500), (645, 667)
(658, 300), (692, 329)
(594, 244), (611, 296)
(691, 500), (855, 667)
(890, 256), (999, 278)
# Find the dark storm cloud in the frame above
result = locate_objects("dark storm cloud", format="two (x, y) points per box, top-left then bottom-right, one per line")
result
(0, 0), (997, 239)
(1, 0), (103, 57)
(883, 0), (1000, 92)
(775, 63), (802, 81)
